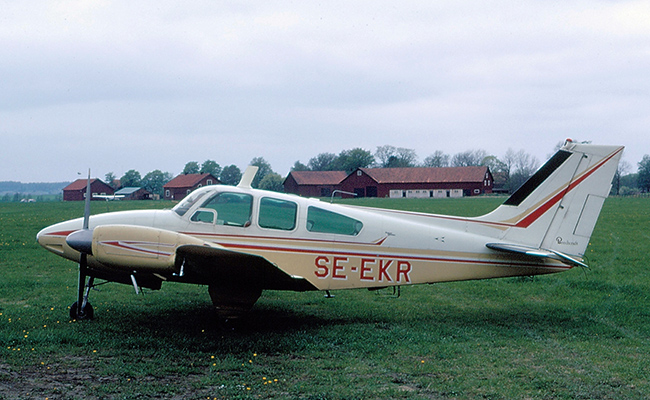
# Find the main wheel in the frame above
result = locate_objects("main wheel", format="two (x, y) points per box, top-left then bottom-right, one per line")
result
(70, 301), (94, 320)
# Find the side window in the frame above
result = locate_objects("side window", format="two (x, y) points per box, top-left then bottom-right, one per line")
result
(259, 197), (297, 231)
(194, 192), (253, 227)
(190, 208), (217, 223)
(306, 206), (363, 236)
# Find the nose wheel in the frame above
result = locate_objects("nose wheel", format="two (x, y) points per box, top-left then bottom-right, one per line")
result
(70, 275), (95, 320)
(70, 300), (94, 320)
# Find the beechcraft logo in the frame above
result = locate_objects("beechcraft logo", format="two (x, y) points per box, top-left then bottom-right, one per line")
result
(556, 237), (579, 246)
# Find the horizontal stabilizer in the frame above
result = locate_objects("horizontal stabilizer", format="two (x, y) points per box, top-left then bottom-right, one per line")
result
(486, 243), (589, 269)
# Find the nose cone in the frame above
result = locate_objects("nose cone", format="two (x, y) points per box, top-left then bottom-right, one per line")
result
(66, 229), (94, 255)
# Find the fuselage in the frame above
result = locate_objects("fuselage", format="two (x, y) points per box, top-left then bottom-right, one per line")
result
(37, 184), (570, 292)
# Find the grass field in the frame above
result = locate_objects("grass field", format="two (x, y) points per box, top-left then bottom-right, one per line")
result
(1, 196), (649, 399)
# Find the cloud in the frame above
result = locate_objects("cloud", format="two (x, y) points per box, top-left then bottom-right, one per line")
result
(1, 1), (649, 181)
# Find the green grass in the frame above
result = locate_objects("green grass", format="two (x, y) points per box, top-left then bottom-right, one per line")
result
(1, 197), (650, 399)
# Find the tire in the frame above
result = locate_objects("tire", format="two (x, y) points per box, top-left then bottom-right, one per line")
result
(69, 301), (94, 320)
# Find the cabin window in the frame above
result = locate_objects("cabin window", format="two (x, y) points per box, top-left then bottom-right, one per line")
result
(259, 197), (297, 231)
(199, 192), (253, 227)
(306, 206), (363, 236)
(190, 209), (217, 223)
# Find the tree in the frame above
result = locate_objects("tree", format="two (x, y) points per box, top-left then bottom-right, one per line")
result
(258, 172), (284, 192)
(220, 165), (242, 186)
(200, 160), (221, 177)
(120, 170), (141, 188)
(250, 157), (274, 188)
(291, 161), (310, 171)
(451, 150), (488, 167)
(141, 170), (172, 196)
(638, 155), (650, 193)
(501, 149), (539, 192)
(332, 148), (375, 172)
(182, 161), (200, 175)
(375, 145), (418, 168)
(612, 160), (631, 195)
(422, 151), (450, 168)
(308, 153), (337, 171)
(104, 172), (118, 189)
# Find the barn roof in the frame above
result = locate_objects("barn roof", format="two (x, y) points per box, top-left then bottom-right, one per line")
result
(164, 173), (216, 189)
(287, 171), (348, 185)
(63, 178), (102, 191)
(359, 166), (490, 184)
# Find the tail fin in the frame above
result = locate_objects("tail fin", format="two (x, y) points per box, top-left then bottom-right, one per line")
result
(476, 141), (624, 259)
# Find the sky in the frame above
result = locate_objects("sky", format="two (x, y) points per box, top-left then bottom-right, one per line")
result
(1, 1), (649, 183)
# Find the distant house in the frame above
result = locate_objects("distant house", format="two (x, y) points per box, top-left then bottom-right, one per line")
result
(283, 171), (348, 197)
(284, 167), (494, 199)
(114, 187), (152, 200)
(163, 173), (219, 201)
(62, 179), (115, 201)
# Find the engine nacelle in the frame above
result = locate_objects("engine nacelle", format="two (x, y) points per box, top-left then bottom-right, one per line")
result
(91, 225), (212, 273)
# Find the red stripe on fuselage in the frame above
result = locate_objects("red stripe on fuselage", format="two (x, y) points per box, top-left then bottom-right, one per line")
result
(219, 242), (571, 270)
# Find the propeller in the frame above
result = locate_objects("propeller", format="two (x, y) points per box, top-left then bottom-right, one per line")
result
(65, 169), (95, 320)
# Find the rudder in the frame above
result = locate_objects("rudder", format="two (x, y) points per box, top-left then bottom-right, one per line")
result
(476, 141), (624, 259)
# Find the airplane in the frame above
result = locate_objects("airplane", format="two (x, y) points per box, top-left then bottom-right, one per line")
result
(37, 140), (623, 321)
(93, 194), (126, 201)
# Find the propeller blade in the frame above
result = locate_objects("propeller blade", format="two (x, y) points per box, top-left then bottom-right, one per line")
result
(71, 169), (94, 320)
(83, 169), (91, 230)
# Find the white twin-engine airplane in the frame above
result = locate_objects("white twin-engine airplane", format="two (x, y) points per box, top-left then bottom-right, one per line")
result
(37, 141), (623, 320)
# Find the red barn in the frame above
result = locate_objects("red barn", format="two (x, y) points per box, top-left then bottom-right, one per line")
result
(283, 171), (348, 197)
(163, 173), (219, 201)
(338, 166), (493, 198)
(62, 179), (115, 201)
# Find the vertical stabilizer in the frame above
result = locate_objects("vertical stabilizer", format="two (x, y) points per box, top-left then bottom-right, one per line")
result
(476, 142), (624, 258)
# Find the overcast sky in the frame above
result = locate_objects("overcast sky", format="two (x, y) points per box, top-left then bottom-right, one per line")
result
(1, 1), (648, 182)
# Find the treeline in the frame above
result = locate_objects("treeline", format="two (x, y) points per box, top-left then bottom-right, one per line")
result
(291, 145), (541, 194)
(104, 157), (286, 196)
(616, 154), (650, 195)
(0, 181), (69, 195)
(59, 143), (650, 198)
(104, 145), (544, 198)
(4, 143), (649, 202)
(292, 144), (650, 196)
(0, 181), (68, 202)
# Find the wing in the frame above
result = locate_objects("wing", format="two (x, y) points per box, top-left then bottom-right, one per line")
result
(175, 244), (316, 291)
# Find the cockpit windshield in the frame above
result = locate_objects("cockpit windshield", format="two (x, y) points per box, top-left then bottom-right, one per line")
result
(173, 190), (209, 216)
